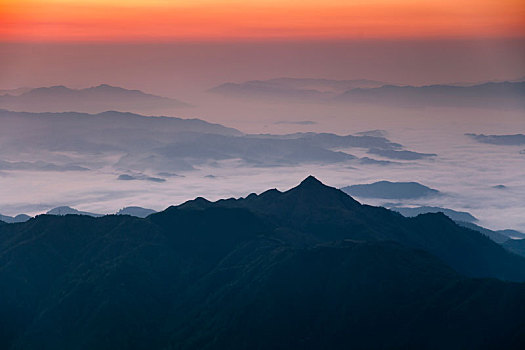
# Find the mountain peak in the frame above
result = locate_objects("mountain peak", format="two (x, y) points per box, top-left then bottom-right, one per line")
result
(298, 175), (324, 187)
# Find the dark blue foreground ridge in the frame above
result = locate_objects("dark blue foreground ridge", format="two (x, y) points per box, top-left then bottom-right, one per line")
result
(0, 176), (524, 350)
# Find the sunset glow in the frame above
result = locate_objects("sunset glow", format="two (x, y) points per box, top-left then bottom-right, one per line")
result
(1, 0), (524, 42)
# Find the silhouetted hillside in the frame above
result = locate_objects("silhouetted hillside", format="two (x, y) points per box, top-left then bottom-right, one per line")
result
(1, 177), (525, 349)
(504, 239), (525, 258)
(391, 206), (477, 223)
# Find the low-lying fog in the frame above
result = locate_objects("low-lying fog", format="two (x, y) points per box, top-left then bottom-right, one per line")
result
(1, 96), (523, 232)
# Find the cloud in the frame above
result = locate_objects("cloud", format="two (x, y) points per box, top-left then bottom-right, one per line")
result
(117, 174), (166, 183)
(367, 148), (437, 160)
(274, 120), (317, 125)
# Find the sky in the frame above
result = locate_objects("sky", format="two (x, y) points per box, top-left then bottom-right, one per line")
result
(0, 0), (524, 231)
(1, 0), (524, 42)
(1, 0), (524, 93)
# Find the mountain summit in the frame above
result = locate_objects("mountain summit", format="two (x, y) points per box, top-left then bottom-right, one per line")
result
(1, 177), (525, 349)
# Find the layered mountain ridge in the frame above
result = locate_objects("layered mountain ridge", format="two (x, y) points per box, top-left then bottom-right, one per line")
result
(0, 176), (524, 349)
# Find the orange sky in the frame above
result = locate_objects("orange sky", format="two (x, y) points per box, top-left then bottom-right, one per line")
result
(1, 0), (524, 42)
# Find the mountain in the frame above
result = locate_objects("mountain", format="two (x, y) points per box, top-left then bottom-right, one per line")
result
(211, 79), (525, 108)
(0, 87), (32, 96)
(116, 206), (157, 218)
(0, 84), (190, 113)
(341, 181), (440, 199)
(0, 213), (31, 223)
(390, 206), (525, 244)
(337, 81), (525, 108)
(1, 176), (525, 349)
(499, 229), (525, 240)
(0, 110), (428, 173)
(390, 206), (477, 223)
(209, 78), (386, 101)
(46, 206), (103, 217)
(184, 176), (525, 280)
(466, 133), (525, 146)
(455, 221), (512, 244)
(503, 239), (525, 258)
(456, 221), (525, 243)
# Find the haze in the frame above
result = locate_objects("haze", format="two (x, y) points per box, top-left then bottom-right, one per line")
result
(0, 0), (524, 233)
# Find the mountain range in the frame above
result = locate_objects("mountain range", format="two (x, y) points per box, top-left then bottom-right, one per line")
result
(210, 79), (525, 109)
(0, 84), (190, 113)
(337, 81), (525, 108)
(390, 206), (478, 223)
(0, 109), (428, 174)
(0, 213), (31, 224)
(1, 176), (524, 349)
(209, 78), (386, 101)
(466, 133), (525, 146)
(341, 181), (440, 199)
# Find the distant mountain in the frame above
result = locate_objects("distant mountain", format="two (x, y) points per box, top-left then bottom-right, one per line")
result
(0, 84), (190, 113)
(46, 206), (103, 217)
(337, 81), (525, 108)
(209, 77), (386, 101)
(391, 206), (477, 223)
(0, 213), (31, 223)
(499, 229), (525, 240)
(210, 79), (525, 108)
(341, 181), (440, 199)
(466, 133), (525, 146)
(0, 87), (32, 96)
(0, 110), (428, 173)
(116, 206), (157, 218)
(391, 207), (525, 244)
(455, 221), (512, 244)
(1, 176), (525, 349)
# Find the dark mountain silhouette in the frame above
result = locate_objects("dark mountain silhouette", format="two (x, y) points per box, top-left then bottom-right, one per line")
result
(341, 180), (440, 199)
(0, 84), (191, 113)
(503, 239), (525, 258)
(1, 176), (525, 349)
(0, 213), (31, 223)
(391, 206), (477, 223)
(337, 81), (525, 108)
(457, 221), (525, 243)
(116, 206), (157, 218)
(455, 221), (512, 244)
(390, 206), (525, 244)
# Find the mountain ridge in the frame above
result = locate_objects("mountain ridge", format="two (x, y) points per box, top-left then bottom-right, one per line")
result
(0, 84), (191, 113)
(1, 176), (525, 349)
